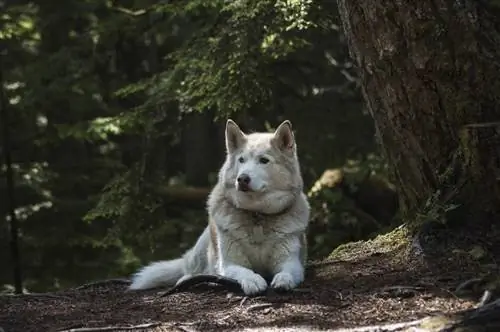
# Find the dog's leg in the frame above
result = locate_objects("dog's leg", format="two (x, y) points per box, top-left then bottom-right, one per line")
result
(270, 252), (304, 291)
(214, 222), (268, 296)
(220, 264), (268, 296)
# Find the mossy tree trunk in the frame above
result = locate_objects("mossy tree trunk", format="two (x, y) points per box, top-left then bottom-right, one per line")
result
(337, 0), (500, 224)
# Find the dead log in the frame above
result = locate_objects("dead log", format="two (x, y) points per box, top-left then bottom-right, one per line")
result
(149, 185), (212, 209)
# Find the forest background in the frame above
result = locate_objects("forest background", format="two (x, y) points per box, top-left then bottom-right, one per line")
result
(3, 0), (421, 293)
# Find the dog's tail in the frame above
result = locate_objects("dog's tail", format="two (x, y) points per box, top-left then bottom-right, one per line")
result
(128, 227), (210, 290)
(128, 258), (184, 290)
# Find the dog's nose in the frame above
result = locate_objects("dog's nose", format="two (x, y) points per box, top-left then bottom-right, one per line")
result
(237, 174), (251, 185)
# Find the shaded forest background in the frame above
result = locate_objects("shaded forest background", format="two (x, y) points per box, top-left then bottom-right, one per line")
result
(0, 0), (400, 293)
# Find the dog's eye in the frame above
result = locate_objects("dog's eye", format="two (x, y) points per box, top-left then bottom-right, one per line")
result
(259, 157), (270, 164)
(238, 157), (245, 163)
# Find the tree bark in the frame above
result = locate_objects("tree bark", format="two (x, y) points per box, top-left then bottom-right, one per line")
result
(336, 0), (500, 222)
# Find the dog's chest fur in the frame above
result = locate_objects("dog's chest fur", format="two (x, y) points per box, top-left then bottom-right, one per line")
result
(213, 209), (299, 277)
(223, 212), (283, 245)
(240, 213), (272, 243)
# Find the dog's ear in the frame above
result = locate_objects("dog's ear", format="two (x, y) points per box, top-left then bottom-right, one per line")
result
(225, 119), (246, 153)
(272, 120), (295, 151)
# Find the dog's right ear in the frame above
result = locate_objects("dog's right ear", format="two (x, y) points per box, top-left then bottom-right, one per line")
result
(225, 119), (246, 153)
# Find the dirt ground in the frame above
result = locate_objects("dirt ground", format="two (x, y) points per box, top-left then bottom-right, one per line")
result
(1, 222), (499, 332)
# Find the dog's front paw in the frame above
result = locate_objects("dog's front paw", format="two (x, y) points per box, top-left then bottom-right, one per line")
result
(239, 272), (268, 295)
(271, 272), (297, 291)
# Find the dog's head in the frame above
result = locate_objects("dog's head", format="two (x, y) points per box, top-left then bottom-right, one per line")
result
(219, 119), (304, 214)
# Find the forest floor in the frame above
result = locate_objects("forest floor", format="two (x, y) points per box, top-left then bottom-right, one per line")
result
(1, 222), (500, 332)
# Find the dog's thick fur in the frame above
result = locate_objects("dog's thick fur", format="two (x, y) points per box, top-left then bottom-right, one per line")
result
(129, 119), (310, 295)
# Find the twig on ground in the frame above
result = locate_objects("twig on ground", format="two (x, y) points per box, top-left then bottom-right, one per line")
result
(239, 296), (249, 306)
(380, 285), (424, 292)
(245, 303), (273, 312)
(172, 324), (197, 332)
(331, 318), (427, 331)
(376, 285), (425, 298)
(75, 278), (131, 290)
(218, 313), (233, 322)
(58, 322), (160, 332)
(332, 290), (344, 301)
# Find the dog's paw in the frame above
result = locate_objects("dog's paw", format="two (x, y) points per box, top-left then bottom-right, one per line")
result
(239, 272), (268, 295)
(270, 272), (297, 291)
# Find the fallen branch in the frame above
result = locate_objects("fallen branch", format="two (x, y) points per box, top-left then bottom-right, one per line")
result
(58, 322), (160, 332)
(157, 274), (243, 297)
(246, 303), (273, 313)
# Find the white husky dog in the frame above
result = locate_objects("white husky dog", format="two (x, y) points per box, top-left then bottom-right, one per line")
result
(129, 119), (310, 295)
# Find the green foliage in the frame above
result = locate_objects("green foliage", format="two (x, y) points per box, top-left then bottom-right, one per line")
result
(84, 171), (134, 222)
(118, 0), (347, 117)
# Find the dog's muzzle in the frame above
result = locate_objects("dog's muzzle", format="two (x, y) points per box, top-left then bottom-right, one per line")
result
(237, 173), (251, 192)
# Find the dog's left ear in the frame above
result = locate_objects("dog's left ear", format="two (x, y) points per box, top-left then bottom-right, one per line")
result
(272, 120), (295, 151)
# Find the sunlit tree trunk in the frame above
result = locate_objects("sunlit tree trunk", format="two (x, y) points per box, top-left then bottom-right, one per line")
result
(337, 0), (500, 223)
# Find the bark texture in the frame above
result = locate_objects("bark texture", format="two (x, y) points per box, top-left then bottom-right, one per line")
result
(337, 0), (500, 220)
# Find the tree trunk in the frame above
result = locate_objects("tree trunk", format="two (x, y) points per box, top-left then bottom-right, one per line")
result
(336, 0), (500, 223)
(0, 39), (23, 294)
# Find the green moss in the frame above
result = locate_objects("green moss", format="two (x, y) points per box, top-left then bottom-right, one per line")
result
(328, 225), (409, 261)
(418, 315), (455, 330)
